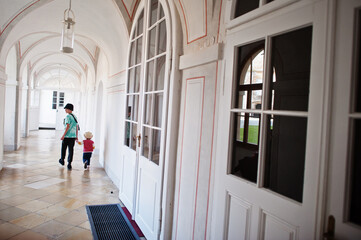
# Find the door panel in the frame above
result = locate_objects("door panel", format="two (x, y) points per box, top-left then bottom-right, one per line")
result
(328, 1), (361, 239)
(120, 148), (136, 210)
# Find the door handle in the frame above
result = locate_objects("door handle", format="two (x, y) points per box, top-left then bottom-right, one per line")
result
(323, 215), (335, 240)
(136, 134), (141, 147)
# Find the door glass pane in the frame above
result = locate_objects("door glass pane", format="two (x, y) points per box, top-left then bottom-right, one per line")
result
(247, 115), (260, 145)
(142, 127), (151, 158)
(157, 20), (166, 54)
(134, 66), (141, 93)
(154, 93), (163, 127)
(236, 41), (264, 110)
(152, 129), (161, 165)
(124, 120), (131, 146)
(150, 0), (158, 27)
(137, 11), (144, 36)
(356, 10), (361, 112)
(135, 37), (143, 65)
(146, 60), (155, 92)
(127, 67), (135, 93)
(127, 95), (139, 121)
(234, 0), (259, 19)
(349, 119), (361, 226)
(230, 112), (259, 183)
(264, 115), (307, 202)
(155, 55), (166, 90)
(131, 123), (138, 151)
(144, 94), (153, 125)
(159, 4), (164, 18)
(270, 26), (312, 111)
(130, 41), (136, 66)
(148, 27), (156, 59)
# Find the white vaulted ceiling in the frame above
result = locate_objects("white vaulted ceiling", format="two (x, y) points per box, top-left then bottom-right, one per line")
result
(0, 0), (132, 90)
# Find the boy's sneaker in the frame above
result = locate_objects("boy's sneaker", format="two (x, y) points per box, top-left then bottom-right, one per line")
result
(59, 159), (64, 166)
(67, 164), (72, 170)
(84, 162), (87, 169)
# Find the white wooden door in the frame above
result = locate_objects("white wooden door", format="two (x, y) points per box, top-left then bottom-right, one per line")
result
(327, 1), (361, 239)
(120, 1), (170, 239)
(212, 1), (331, 239)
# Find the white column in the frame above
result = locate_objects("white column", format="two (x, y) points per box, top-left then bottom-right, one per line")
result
(0, 69), (7, 170)
(4, 80), (18, 151)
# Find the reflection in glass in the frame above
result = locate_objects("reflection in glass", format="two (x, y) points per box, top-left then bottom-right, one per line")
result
(142, 127), (150, 158)
(127, 68), (135, 93)
(247, 116), (259, 144)
(157, 20), (166, 54)
(129, 41), (136, 66)
(131, 123), (138, 151)
(137, 11), (144, 36)
(234, 0), (258, 19)
(270, 26), (312, 111)
(230, 112), (259, 183)
(134, 66), (140, 93)
(150, 0), (158, 27)
(349, 119), (361, 226)
(236, 42), (264, 110)
(264, 115), (307, 202)
(146, 60), (155, 92)
(154, 93), (163, 127)
(144, 94), (152, 125)
(148, 27), (156, 59)
(126, 95), (139, 121)
(136, 37), (143, 65)
(356, 10), (361, 112)
(155, 56), (165, 90)
(159, 4), (164, 18)
(152, 129), (161, 165)
(125, 120), (131, 146)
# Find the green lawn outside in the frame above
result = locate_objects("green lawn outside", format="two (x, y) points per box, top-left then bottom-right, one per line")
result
(239, 126), (259, 144)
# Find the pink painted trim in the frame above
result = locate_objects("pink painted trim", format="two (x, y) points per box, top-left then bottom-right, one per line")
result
(204, 62), (218, 239)
(175, 76), (206, 240)
(121, 0), (140, 21)
(18, 41), (22, 59)
(108, 89), (125, 94)
(192, 77), (206, 240)
(108, 70), (126, 79)
(0, 65), (4, 70)
(0, 0), (41, 37)
(178, 0), (207, 44)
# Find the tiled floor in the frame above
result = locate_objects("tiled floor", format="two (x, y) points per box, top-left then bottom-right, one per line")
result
(0, 130), (124, 240)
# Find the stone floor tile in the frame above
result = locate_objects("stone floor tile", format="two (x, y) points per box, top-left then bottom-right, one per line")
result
(7, 230), (50, 240)
(0, 222), (26, 239)
(32, 220), (73, 239)
(10, 213), (50, 229)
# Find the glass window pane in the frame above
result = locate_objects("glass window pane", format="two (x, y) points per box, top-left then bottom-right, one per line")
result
(251, 90), (262, 110)
(131, 123), (138, 151)
(356, 10), (361, 112)
(137, 11), (144, 36)
(144, 94), (153, 125)
(230, 114), (258, 183)
(127, 67), (135, 93)
(154, 93), (163, 127)
(237, 91), (248, 109)
(127, 95), (139, 121)
(134, 66), (141, 93)
(152, 129), (161, 165)
(159, 4), (164, 18)
(155, 55), (166, 90)
(157, 20), (166, 54)
(148, 27), (156, 59)
(124, 120), (131, 146)
(146, 60), (155, 92)
(264, 115), (308, 202)
(136, 37), (143, 65)
(349, 119), (361, 226)
(129, 41), (136, 66)
(234, 0), (259, 19)
(247, 116), (259, 144)
(142, 127), (150, 158)
(236, 113), (245, 142)
(270, 26), (312, 111)
(150, 0), (158, 27)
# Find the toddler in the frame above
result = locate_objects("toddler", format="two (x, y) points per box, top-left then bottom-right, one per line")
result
(78, 131), (95, 169)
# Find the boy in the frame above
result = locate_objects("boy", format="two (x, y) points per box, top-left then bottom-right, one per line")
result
(59, 103), (78, 170)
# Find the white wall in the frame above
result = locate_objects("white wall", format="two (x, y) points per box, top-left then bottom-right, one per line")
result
(4, 46), (18, 151)
(0, 69), (7, 170)
(39, 90), (56, 128)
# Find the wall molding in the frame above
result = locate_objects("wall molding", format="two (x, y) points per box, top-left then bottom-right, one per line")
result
(179, 43), (223, 70)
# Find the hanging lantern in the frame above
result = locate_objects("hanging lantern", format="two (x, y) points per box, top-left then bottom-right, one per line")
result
(60, 0), (75, 53)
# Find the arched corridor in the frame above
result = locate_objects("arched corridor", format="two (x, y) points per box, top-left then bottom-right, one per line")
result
(0, 130), (124, 239)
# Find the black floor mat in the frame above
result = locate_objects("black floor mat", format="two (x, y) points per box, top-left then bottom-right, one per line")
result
(86, 204), (141, 240)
